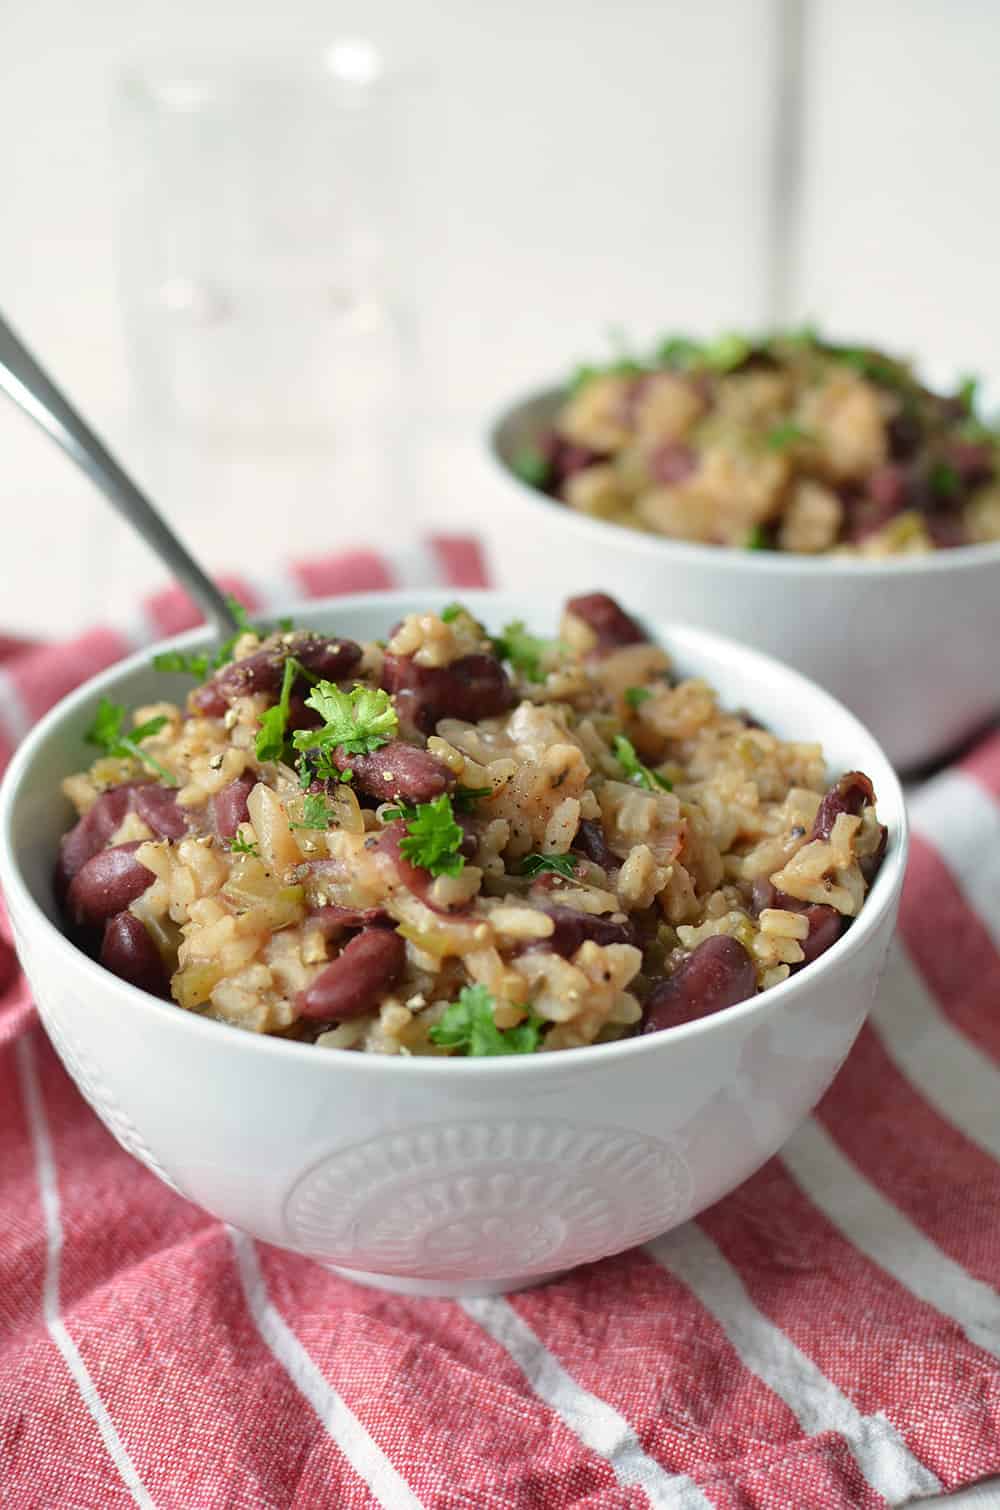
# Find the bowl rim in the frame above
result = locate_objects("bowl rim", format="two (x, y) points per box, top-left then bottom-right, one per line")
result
(487, 382), (1000, 578)
(0, 587), (909, 1081)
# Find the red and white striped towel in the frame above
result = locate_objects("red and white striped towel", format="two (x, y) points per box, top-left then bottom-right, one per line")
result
(1, 538), (999, 1510)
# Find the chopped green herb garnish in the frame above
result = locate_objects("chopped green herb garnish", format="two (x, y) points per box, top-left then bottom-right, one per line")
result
(429, 984), (543, 1057)
(955, 375), (979, 416)
(510, 446), (551, 488)
(255, 656), (311, 764)
(491, 620), (556, 683)
(613, 734), (672, 793)
(453, 785), (493, 811)
(624, 686), (652, 710)
(929, 461), (961, 500)
(289, 793), (337, 832)
(228, 833), (259, 856)
(655, 335), (703, 369)
(519, 852), (577, 880)
(293, 683), (398, 771)
(766, 420), (812, 451)
(701, 331), (752, 373)
(834, 346), (910, 390)
(153, 595), (291, 683)
(568, 363), (599, 395)
(386, 792), (465, 877)
(84, 698), (175, 784)
(152, 648), (213, 680)
(745, 524), (770, 550)
(440, 602), (465, 623)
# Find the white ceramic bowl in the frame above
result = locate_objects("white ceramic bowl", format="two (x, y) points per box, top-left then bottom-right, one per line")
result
(482, 387), (1000, 772)
(0, 589), (906, 1297)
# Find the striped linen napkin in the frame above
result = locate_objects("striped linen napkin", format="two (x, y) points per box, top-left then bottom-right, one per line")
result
(1, 537), (999, 1510)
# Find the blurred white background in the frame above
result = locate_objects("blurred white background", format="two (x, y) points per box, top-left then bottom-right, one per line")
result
(1, 0), (998, 635)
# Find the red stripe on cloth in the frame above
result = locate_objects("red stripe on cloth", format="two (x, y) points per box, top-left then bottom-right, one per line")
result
(143, 574), (262, 639)
(701, 1160), (1000, 1489)
(428, 534), (490, 588)
(291, 551), (396, 600)
(28, 1043), (380, 1510)
(818, 1021), (1000, 1285)
(961, 729), (1000, 800)
(258, 1246), (634, 1509)
(0, 1046), (138, 1510)
(0, 634), (40, 664)
(6, 627), (132, 724)
(511, 1247), (810, 1479)
(900, 835), (1000, 1063)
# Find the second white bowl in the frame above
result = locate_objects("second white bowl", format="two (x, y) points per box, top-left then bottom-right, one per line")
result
(482, 387), (1000, 772)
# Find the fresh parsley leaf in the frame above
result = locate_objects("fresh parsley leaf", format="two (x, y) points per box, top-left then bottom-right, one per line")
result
(289, 793), (336, 831)
(568, 363), (599, 395)
(255, 656), (308, 764)
(519, 852), (577, 880)
(277, 615), (296, 633)
(929, 461), (961, 500)
(440, 602), (465, 623)
(428, 984), (543, 1057)
(765, 420), (812, 451)
(84, 697), (176, 784)
(957, 375), (979, 416)
(624, 686), (651, 709)
(228, 833), (259, 856)
(388, 793), (465, 877)
(491, 620), (554, 683)
(655, 335), (702, 369)
(745, 524), (770, 550)
(783, 323), (821, 349)
(510, 446), (551, 488)
(453, 785), (493, 810)
(152, 648), (212, 680)
(612, 734), (672, 792)
(293, 683), (398, 762)
(701, 331), (752, 373)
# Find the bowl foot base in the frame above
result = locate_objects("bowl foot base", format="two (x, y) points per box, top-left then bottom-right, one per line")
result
(326, 1264), (568, 1297)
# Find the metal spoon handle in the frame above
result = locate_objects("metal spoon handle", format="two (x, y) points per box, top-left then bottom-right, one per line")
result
(0, 311), (238, 640)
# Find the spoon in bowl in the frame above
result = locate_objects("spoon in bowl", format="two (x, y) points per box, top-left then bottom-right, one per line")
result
(0, 311), (239, 640)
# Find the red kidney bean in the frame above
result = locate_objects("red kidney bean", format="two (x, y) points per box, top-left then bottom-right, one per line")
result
(194, 633), (363, 713)
(926, 514), (968, 549)
(100, 912), (169, 996)
(949, 441), (993, 486)
(796, 904), (845, 966)
(540, 432), (606, 490)
(332, 739), (455, 803)
(374, 822), (444, 909)
(381, 653), (514, 734)
(868, 464), (908, 513)
(571, 818), (617, 872)
(297, 927), (405, 1022)
(213, 773), (257, 839)
(307, 905), (394, 938)
(522, 905), (636, 959)
(643, 935), (756, 1034)
(860, 823), (888, 885)
(131, 784), (189, 840)
(810, 771), (876, 842)
(750, 880), (844, 969)
(649, 442), (697, 486)
(68, 842), (155, 928)
(564, 593), (646, 653)
(56, 784), (138, 892)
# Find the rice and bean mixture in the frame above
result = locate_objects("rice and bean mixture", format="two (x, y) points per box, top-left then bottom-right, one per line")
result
(512, 329), (1000, 555)
(57, 593), (886, 1056)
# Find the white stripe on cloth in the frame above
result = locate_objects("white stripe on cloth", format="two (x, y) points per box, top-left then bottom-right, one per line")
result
(381, 538), (448, 589)
(15, 1032), (155, 1509)
(240, 565), (310, 618)
(645, 1224), (941, 1504)
(460, 1296), (712, 1510)
(874, 944), (1000, 1162)
(782, 1119), (1000, 1362)
(0, 665), (34, 744)
(908, 770), (1000, 951)
(227, 1229), (424, 1510)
